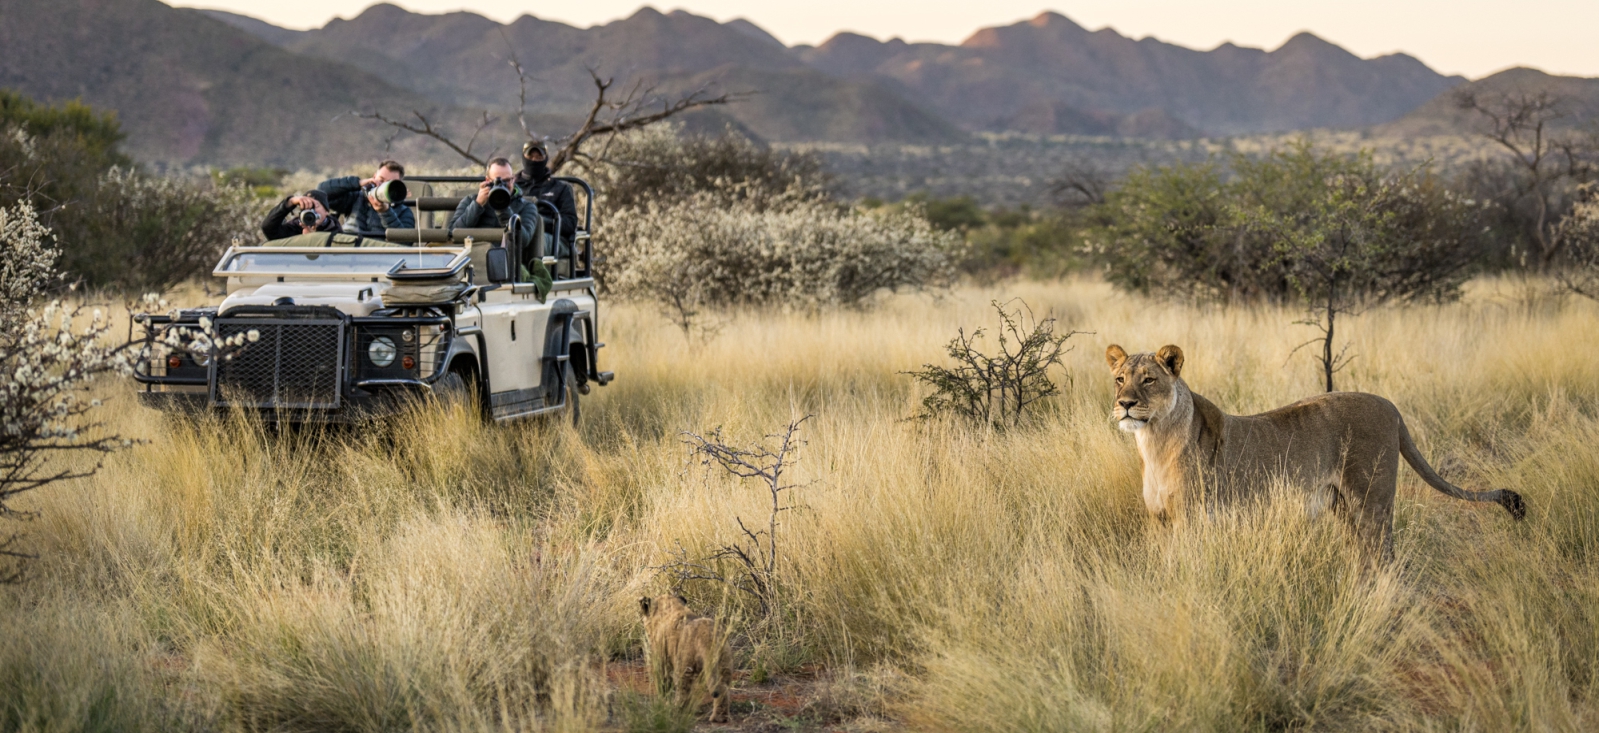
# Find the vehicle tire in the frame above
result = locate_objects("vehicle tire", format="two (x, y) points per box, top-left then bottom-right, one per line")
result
(435, 368), (480, 416)
(563, 360), (581, 427)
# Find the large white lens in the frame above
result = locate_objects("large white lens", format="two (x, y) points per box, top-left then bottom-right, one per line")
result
(368, 336), (398, 367)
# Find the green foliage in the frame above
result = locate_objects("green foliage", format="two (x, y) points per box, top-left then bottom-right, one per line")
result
(1089, 141), (1485, 306)
(873, 195), (1086, 279)
(1, 90), (258, 291)
(62, 168), (262, 292)
(212, 166), (290, 198)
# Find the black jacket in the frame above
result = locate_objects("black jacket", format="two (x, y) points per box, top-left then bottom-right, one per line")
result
(261, 195), (340, 241)
(514, 173), (578, 244)
(317, 176), (415, 233)
(450, 196), (540, 248)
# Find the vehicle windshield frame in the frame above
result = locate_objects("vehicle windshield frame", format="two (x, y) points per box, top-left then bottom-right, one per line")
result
(214, 246), (470, 279)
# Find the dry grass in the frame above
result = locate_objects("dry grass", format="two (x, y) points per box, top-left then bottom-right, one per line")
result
(4, 277), (1598, 731)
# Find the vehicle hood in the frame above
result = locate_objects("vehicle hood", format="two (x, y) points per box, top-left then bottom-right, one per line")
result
(220, 282), (387, 317)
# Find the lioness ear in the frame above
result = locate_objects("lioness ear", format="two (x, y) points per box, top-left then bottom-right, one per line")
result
(639, 597), (651, 616)
(1106, 344), (1128, 371)
(677, 594), (689, 606)
(1156, 345), (1184, 377)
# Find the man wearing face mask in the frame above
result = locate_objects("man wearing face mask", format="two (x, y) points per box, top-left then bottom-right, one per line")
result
(514, 140), (577, 259)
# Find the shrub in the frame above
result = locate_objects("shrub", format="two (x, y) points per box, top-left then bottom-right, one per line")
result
(61, 167), (261, 292)
(576, 125), (827, 211)
(599, 181), (963, 321)
(2, 91), (257, 292)
(905, 299), (1079, 428)
(0, 202), (137, 581)
(1558, 182), (1599, 299)
(1089, 142), (1486, 306)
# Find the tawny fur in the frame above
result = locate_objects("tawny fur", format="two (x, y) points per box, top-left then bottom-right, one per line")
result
(640, 594), (732, 723)
(1106, 344), (1526, 560)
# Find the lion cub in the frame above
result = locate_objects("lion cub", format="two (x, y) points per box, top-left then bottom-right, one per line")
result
(640, 594), (732, 722)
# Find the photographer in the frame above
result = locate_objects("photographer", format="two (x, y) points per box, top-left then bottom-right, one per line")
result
(261, 189), (339, 240)
(514, 140), (576, 257)
(317, 160), (415, 233)
(451, 158), (539, 247)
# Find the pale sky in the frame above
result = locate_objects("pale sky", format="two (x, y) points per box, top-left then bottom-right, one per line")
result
(174, 0), (1599, 79)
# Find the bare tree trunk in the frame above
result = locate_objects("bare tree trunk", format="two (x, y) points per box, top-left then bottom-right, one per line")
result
(1322, 284), (1336, 393)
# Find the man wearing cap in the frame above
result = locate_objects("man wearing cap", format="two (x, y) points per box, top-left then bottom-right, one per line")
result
(317, 160), (415, 234)
(514, 140), (578, 258)
(261, 189), (341, 240)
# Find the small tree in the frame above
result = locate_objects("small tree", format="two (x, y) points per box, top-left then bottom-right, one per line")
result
(1238, 156), (1478, 391)
(905, 299), (1080, 427)
(657, 416), (813, 621)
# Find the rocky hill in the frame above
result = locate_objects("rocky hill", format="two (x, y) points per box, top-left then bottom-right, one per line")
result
(1, 0), (1527, 169)
(0, 0), (476, 166)
(799, 12), (1463, 136)
(1375, 67), (1599, 138)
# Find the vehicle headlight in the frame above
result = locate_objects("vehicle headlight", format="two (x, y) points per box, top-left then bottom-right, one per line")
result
(368, 336), (398, 368)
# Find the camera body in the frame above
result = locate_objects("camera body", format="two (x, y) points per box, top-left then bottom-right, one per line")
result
(486, 178), (515, 210)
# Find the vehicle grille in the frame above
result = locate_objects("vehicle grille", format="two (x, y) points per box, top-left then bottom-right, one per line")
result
(211, 318), (345, 409)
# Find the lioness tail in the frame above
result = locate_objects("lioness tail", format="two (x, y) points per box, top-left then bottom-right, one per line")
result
(1397, 416), (1526, 520)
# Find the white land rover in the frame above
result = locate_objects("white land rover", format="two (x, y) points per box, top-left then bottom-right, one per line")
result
(133, 176), (611, 423)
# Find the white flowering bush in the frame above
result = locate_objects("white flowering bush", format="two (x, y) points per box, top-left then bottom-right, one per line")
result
(1558, 183), (1599, 300)
(0, 203), (147, 582)
(600, 182), (964, 319)
(2, 199), (252, 581)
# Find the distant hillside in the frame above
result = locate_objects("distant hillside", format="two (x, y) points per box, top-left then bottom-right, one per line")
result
(215, 4), (1463, 142)
(1, 0), (1528, 169)
(217, 4), (960, 146)
(799, 12), (1465, 137)
(1376, 67), (1599, 138)
(0, 0), (497, 167)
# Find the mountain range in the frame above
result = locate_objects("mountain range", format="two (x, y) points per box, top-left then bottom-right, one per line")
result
(1, 0), (1592, 169)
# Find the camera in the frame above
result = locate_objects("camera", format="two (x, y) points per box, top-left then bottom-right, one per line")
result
(363, 179), (408, 205)
(486, 178), (515, 210)
(298, 209), (320, 228)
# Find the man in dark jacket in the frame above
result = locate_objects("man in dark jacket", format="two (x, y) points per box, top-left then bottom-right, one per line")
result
(261, 189), (340, 240)
(317, 160), (415, 234)
(452, 157), (550, 297)
(514, 140), (577, 257)
(451, 157), (541, 247)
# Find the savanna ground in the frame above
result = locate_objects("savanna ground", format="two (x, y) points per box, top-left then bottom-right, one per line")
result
(4, 277), (1599, 732)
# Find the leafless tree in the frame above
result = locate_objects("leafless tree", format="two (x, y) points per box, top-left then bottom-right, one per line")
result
(655, 416), (812, 619)
(349, 109), (500, 167)
(354, 61), (747, 174)
(1455, 89), (1597, 268)
(1048, 158), (1113, 209)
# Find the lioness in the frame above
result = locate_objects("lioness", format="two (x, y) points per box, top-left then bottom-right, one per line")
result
(640, 594), (732, 723)
(1107, 344), (1525, 557)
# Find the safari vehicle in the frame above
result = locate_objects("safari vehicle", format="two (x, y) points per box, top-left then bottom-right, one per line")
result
(133, 176), (611, 424)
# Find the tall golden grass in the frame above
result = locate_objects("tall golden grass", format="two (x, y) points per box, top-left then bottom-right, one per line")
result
(3, 277), (1597, 731)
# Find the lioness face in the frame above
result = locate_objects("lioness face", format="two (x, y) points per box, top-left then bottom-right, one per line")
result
(1105, 344), (1185, 432)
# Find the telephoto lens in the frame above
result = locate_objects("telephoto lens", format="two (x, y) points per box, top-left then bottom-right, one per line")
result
(366, 179), (408, 205)
(486, 179), (514, 210)
(299, 209), (319, 228)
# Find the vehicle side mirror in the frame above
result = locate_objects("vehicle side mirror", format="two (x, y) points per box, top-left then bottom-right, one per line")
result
(485, 245), (511, 284)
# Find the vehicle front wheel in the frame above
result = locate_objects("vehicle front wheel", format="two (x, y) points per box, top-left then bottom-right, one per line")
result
(563, 361), (580, 427)
(435, 368), (481, 418)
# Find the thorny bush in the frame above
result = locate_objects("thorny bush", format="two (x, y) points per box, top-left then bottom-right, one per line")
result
(906, 299), (1080, 429)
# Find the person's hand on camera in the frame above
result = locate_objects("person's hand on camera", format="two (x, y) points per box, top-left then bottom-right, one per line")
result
(289, 195), (316, 209)
(367, 190), (389, 212)
(476, 179), (493, 206)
